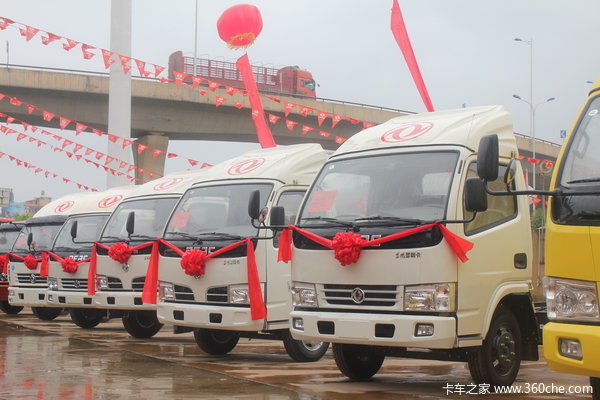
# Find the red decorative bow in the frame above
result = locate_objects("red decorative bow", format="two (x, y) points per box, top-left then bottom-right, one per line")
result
(278, 222), (474, 266)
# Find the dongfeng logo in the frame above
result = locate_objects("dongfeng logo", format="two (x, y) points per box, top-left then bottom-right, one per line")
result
(55, 201), (75, 213)
(351, 287), (366, 304)
(29, 274), (37, 284)
(98, 195), (123, 209)
(73, 280), (81, 289)
(153, 177), (184, 191)
(227, 158), (266, 175)
(381, 122), (434, 143)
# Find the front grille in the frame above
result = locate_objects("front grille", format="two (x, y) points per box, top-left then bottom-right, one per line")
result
(322, 284), (399, 307)
(107, 276), (123, 290)
(16, 273), (47, 286)
(131, 277), (145, 292)
(174, 285), (195, 302)
(206, 286), (227, 303)
(60, 278), (88, 291)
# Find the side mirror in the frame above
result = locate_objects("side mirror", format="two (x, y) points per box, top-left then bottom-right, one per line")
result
(464, 178), (488, 212)
(125, 212), (135, 236)
(270, 206), (286, 229)
(477, 134), (499, 182)
(504, 159), (518, 186)
(70, 220), (78, 240)
(248, 190), (261, 220)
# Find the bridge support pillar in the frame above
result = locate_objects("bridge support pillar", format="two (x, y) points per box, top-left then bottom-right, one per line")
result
(133, 133), (169, 184)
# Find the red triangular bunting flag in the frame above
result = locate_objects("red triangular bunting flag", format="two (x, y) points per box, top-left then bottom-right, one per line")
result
(208, 81), (220, 91)
(81, 44), (96, 59)
(121, 139), (134, 149)
(9, 97), (23, 107)
(59, 117), (71, 130)
(75, 123), (88, 135)
(188, 159), (199, 166)
(119, 161), (128, 169)
(332, 114), (344, 128)
(167, 153), (178, 158)
(43, 110), (55, 122)
(286, 119), (298, 131)
(173, 70), (187, 87)
(104, 156), (115, 165)
(268, 114), (281, 124)
(118, 55), (132, 74)
(91, 128), (104, 137)
(107, 134), (119, 143)
(61, 139), (73, 149)
(215, 96), (227, 107)
(335, 136), (347, 144)
(20, 25), (39, 42)
(284, 102), (296, 117)
(233, 102), (244, 109)
(317, 111), (330, 126)
(319, 130), (331, 137)
(153, 64), (165, 77)
(137, 144), (149, 155)
(0, 18), (14, 30)
(26, 104), (36, 114)
(41, 32), (61, 45)
(299, 106), (313, 117)
(192, 76), (203, 88)
(95, 152), (105, 160)
(226, 86), (238, 96)
(135, 59), (150, 77)
(84, 148), (94, 156)
(152, 149), (164, 158)
(16, 133), (26, 141)
(101, 49), (115, 69)
(62, 38), (79, 51)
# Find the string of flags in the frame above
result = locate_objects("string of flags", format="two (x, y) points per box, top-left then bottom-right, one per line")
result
(0, 16), (372, 144)
(0, 92), (212, 170)
(0, 150), (98, 192)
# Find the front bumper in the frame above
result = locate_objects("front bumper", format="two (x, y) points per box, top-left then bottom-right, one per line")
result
(543, 321), (600, 378)
(8, 286), (48, 307)
(46, 291), (97, 308)
(157, 302), (264, 331)
(290, 310), (456, 348)
(94, 291), (155, 310)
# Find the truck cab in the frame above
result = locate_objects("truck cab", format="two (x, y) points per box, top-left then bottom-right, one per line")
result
(287, 106), (538, 385)
(0, 221), (24, 314)
(156, 143), (330, 361)
(542, 77), (600, 396)
(7, 192), (94, 320)
(92, 170), (212, 338)
(44, 186), (135, 328)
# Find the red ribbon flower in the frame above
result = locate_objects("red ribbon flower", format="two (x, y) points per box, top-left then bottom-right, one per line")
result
(61, 258), (79, 274)
(332, 232), (368, 266)
(180, 249), (209, 277)
(108, 242), (133, 264)
(24, 254), (39, 270)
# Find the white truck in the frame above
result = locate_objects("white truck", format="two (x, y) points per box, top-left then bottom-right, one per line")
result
(156, 144), (330, 361)
(284, 106), (539, 385)
(7, 192), (95, 320)
(44, 186), (135, 328)
(0, 221), (24, 314)
(92, 170), (212, 338)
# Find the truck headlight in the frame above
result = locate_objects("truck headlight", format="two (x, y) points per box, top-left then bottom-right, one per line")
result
(545, 277), (599, 321)
(47, 277), (58, 291)
(96, 275), (109, 291)
(229, 284), (249, 304)
(404, 283), (455, 312)
(290, 281), (318, 308)
(159, 281), (175, 301)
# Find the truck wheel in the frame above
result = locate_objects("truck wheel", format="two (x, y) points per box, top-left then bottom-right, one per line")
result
(0, 300), (23, 315)
(31, 307), (62, 321)
(282, 330), (329, 362)
(468, 305), (522, 387)
(121, 310), (163, 338)
(69, 308), (105, 329)
(590, 377), (600, 400)
(193, 328), (239, 355)
(333, 343), (385, 381)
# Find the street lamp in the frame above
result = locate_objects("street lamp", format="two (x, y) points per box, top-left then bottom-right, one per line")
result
(512, 94), (556, 189)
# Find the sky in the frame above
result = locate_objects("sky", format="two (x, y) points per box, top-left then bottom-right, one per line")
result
(0, 0), (599, 202)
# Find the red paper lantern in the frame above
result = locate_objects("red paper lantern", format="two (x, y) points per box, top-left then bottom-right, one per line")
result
(217, 4), (263, 49)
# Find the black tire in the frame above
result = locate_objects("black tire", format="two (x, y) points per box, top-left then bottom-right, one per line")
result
(0, 300), (23, 315)
(332, 343), (385, 381)
(121, 310), (163, 338)
(590, 377), (600, 400)
(282, 330), (329, 362)
(468, 305), (522, 387)
(31, 307), (63, 321)
(193, 328), (240, 355)
(69, 308), (105, 329)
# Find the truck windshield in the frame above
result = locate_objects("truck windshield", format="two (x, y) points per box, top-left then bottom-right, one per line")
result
(299, 152), (458, 225)
(164, 183), (272, 240)
(12, 224), (63, 253)
(0, 230), (20, 253)
(559, 96), (600, 186)
(53, 215), (109, 251)
(101, 197), (178, 242)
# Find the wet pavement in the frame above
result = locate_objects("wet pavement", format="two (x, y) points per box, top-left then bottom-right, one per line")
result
(0, 310), (594, 399)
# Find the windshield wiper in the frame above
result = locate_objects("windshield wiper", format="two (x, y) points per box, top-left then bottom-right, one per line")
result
(195, 232), (245, 240)
(299, 217), (355, 227)
(567, 178), (600, 184)
(354, 215), (426, 225)
(128, 234), (157, 240)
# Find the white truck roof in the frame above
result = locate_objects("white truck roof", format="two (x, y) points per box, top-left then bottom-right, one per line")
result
(191, 143), (328, 187)
(33, 186), (137, 219)
(335, 105), (517, 158)
(121, 169), (214, 200)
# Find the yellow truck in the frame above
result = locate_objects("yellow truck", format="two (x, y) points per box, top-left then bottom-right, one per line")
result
(542, 78), (600, 398)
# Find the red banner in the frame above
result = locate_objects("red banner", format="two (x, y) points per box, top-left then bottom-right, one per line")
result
(391, 0), (434, 112)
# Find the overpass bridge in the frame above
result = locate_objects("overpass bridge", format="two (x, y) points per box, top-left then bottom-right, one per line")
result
(0, 67), (560, 188)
